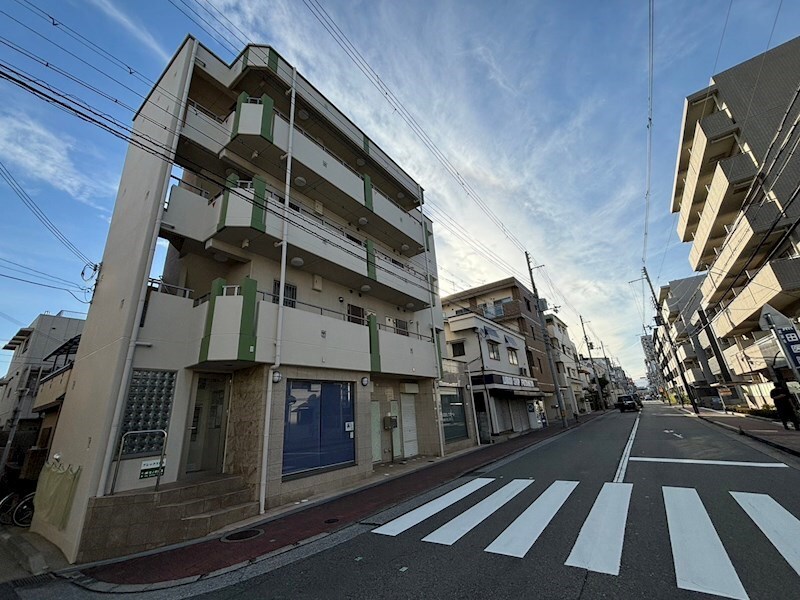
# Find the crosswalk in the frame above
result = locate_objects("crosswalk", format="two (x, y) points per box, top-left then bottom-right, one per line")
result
(371, 477), (800, 599)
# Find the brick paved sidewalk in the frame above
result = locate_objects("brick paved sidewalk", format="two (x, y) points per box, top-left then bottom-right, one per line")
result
(74, 411), (605, 588)
(697, 408), (800, 458)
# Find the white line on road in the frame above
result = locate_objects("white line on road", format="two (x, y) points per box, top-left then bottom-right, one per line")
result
(565, 482), (633, 575)
(629, 457), (787, 468)
(663, 486), (748, 600)
(613, 413), (640, 483)
(422, 479), (533, 546)
(484, 480), (579, 558)
(372, 478), (494, 536)
(731, 491), (800, 577)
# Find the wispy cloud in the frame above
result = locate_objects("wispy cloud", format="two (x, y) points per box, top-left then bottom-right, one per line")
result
(87, 0), (171, 64)
(0, 111), (115, 212)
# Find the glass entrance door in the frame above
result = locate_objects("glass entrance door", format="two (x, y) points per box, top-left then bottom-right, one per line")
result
(186, 375), (228, 473)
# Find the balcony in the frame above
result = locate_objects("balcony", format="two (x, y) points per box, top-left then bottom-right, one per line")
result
(701, 201), (784, 305)
(714, 257), (800, 338)
(684, 367), (706, 385)
(671, 86), (717, 214)
(33, 364), (73, 411)
(689, 154), (756, 271)
(677, 110), (738, 242)
(676, 342), (696, 364)
(721, 337), (781, 377)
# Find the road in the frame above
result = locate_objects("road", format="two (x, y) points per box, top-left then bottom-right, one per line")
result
(15, 402), (800, 599)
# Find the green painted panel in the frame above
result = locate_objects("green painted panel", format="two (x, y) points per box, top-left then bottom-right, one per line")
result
(363, 174), (373, 211)
(368, 314), (381, 373)
(260, 94), (274, 143)
(363, 136), (370, 155)
(251, 176), (267, 232)
(237, 277), (258, 361)
(231, 91), (248, 139)
(267, 49), (278, 73)
(366, 239), (376, 280)
(218, 172), (238, 232)
(199, 278), (226, 362)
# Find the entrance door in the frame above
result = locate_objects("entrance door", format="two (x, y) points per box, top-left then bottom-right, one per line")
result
(186, 375), (228, 473)
(400, 393), (418, 458)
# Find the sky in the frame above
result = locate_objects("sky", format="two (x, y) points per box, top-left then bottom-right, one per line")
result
(1, 0), (800, 382)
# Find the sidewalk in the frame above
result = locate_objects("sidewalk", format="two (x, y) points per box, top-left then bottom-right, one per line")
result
(697, 407), (800, 457)
(69, 412), (605, 590)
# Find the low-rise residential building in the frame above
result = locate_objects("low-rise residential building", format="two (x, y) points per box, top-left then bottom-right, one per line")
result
(32, 37), (444, 563)
(545, 313), (590, 415)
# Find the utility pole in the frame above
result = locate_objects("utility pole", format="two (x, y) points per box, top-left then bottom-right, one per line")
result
(600, 341), (617, 404)
(525, 251), (568, 428)
(642, 266), (699, 414)
(581, 315), (605, 410)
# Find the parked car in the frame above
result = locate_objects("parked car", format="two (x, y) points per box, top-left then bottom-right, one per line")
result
(615, 395), (639, 412)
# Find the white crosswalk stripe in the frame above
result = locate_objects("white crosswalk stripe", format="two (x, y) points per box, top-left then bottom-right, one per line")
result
(423, 479), (533, 546)
(371, 478), (800, 599)
(663, 486), (748, 600)
(564, 482), (632, 575)
(731, 491), (800, 578)
(484, 480), (579, 558)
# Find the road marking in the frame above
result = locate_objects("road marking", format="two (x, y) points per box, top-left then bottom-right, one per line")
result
(613, 413), (640, 483)
(663, 486), (748, 600)
(565, 482), (632, 575)
(629, 457), (787, 468)
(372, 478), (494, 536)
(485, 480), (578, 558)
(422, 479), (533, 546)
(731, 492), (800, 577)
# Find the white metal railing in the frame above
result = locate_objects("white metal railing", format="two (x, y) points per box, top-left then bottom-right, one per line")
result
(245, 97), (264, 105)
(377, 322), (432, 342)
(187, 99), (226, 123)
(257, 290), (347, 321)
(147, 278), (193, 299)
(222, 285), (241, 296)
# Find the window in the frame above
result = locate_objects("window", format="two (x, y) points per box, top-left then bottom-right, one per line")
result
(347, 304), (366, 325)
(283, 380), (355, 475)
(119, 369), (176, 456)
(488, 341), (500, 360)
(508, 348), (519, 365)
(395, 319), (409, 336)
(441, 390), (468, 442)
(525, 298), (532, 312)
(272, 280), (297, 308)
(451, 341), (465, 357)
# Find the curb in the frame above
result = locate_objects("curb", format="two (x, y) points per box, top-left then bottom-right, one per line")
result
(68, 412), (608, 593)
(698, 415), (800, 458)
(0, 529), (48, 577)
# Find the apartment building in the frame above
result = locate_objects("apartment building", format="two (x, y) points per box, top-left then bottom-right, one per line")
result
(669, 36), (800, 407)
(32, 37), (443, 563)
(640, 334), (662, 398)
(442, 311), (543, 440)
(545, 313), (590, 415)
(440, 278), (558, 423)
(1, 312), (84, 468)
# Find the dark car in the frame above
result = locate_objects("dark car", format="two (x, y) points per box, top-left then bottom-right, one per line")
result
(615, 395), (638, 412)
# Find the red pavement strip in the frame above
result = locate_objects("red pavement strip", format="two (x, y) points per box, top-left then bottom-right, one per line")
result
(81, 412), (603, 585)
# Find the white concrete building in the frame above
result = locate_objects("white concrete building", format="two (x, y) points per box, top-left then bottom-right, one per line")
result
(33, 37), (444, 563)
(545, 313), (590, 415)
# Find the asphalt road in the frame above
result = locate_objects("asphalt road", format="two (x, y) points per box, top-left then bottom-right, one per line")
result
(15, 403), (800, 600)
(175, 403), (800, 600)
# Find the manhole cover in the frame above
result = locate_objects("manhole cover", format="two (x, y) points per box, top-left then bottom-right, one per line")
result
(221, 528), (264, 543)
(324, 518), (340, 524)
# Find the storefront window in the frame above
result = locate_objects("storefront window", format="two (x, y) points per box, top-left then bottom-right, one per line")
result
(441, 390), (468, 442)
(283, 380), (355, 475)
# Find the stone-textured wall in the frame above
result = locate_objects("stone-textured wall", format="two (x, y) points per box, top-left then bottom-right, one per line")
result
(225, 365), (267, 496)
(415, 380), (441, 456)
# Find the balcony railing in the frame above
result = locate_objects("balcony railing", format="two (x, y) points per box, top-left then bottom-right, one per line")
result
(147, 278), (193, 299)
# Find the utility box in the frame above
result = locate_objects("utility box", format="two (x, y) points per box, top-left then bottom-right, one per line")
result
(383, 416), (398, 430)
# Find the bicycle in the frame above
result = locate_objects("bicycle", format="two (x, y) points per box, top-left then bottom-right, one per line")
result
(0, 490), (35, 527)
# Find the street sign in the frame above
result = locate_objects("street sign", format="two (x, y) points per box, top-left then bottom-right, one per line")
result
(776, 326), (800, 370)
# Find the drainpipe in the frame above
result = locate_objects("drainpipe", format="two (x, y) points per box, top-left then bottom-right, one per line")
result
(96, 39), (197, 497)
(418, 200), (444, 457)
(259, 66), (297, 514)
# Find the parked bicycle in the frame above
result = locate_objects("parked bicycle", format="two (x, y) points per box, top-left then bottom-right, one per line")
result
(0, 490), (35, 527)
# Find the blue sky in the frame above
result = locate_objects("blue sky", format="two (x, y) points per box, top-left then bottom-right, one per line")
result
(1, 0), (799, 380)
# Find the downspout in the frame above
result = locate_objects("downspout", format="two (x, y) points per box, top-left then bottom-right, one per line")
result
(96, 40), (197, 497)
(419, 200), (444, 457)
(259, 66), (297, 514)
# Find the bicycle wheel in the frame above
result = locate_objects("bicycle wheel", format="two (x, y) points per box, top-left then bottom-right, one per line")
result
(0, 492), (18, 525)
(12, 493), (34, 528)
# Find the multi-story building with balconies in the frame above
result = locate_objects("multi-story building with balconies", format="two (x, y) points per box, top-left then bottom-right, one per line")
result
(669, 36), (800, 406)
(32, 37), (445, 563)
(545, 313), (590, 415)
(440, 278), (558, 424)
